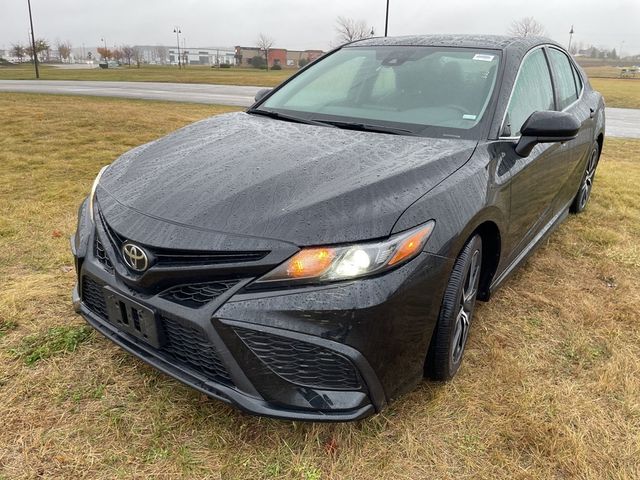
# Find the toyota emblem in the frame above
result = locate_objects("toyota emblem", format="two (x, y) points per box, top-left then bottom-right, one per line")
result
(122, 243), (149, 272)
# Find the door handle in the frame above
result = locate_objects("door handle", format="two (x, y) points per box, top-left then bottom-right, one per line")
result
(589, 108), (595, 119)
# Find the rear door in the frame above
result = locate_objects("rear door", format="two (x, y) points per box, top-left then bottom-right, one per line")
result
(545, 47), (594, 207)
(498, 47), (568, 262)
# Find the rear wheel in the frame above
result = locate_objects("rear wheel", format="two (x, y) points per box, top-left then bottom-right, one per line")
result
(426, 234), (483, 380)
(571, 143), (600, 214)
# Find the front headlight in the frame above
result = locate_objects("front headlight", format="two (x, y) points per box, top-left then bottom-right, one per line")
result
(88, 165), (109, 223)
(255, 221), (435, 285)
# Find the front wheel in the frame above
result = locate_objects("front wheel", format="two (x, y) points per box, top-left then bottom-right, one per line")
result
(571, 143), (600, 214)
(425, 234), (483, 380)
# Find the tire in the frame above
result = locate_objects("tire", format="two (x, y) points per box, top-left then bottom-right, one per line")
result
(570, 143), (600, 214)
(426, 234), (483, 380)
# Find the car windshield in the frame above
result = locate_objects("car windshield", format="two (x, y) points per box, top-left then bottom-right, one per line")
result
(258, 45), (501, 138)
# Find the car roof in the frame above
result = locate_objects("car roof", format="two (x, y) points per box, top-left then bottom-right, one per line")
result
(349, 34), (561, 52)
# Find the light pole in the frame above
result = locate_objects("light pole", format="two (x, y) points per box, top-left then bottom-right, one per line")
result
(567, 25), (574, 54)
(384, 0), (390, 37)
(100, 37), (107, 60)
(173, 27), (181, 69)
(26, 0), (39, 78)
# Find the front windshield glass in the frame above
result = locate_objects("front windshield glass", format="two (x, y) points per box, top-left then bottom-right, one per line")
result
(259, 46), (501, 138)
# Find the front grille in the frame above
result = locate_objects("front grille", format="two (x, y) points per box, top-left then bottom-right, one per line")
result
(235, 328), (361, 390)
(154, 250), (268, 266)
(160, 280), (239, 308)
(98, 210), (268, 267)
(160, 315), (232, 385)
(82, 276), (108, 318)
(94, 238), (114, 272)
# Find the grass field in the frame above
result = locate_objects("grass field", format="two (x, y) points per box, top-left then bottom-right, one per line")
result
(590, 78), (640, 109)
(0, 64), (292, 87)
(1, 93), (639, 479)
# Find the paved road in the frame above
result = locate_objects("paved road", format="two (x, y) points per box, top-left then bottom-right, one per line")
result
(0, 80), (638, 138)
(0, 80), (261, 107)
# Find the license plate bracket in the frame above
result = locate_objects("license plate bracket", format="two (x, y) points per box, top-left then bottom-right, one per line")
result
(103, 287), (164, 348)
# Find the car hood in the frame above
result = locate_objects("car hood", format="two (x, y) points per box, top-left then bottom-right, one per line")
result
(98, 112), (476, 246)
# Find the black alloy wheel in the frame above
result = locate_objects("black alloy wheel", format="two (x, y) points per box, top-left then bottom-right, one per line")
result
(426, 234), (483, 380)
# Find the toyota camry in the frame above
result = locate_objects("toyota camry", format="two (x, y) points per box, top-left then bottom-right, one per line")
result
(72, 34), (605, 421)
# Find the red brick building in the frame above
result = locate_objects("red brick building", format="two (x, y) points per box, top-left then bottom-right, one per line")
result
(234, 46), (324, 68)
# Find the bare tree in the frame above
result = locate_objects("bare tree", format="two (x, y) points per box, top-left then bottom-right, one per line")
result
(26, 38), (50, 62)
(121, 45), (135, 66)
(97, 47), (111, 61)
(11, 43), (26, 62)
(257, 33), (275, 71)
(112, 49), (124, 63)
(508, 17), (546, 37)
(56, 41), (72, 63)
(335, 16), (371, 44)
(133, 47), (143, 68)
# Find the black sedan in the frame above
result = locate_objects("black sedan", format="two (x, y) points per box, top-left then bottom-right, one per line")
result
(72, 34), (605, 421)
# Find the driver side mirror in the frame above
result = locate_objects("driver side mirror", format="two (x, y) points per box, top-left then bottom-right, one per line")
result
(515, 110), (581, 157)
(254, 88), (272, 103)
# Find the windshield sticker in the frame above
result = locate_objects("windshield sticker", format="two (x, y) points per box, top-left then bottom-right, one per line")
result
(462, 114), (477, 120)
(473, 54), (495, 62)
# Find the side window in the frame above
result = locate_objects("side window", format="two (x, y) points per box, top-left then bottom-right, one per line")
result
(572, 63), (583, 95)
(504, 48), (554, 137)
(548, 48), (579, 110)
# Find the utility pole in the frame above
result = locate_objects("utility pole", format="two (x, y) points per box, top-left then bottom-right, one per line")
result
(384, 0), (390, 37)
(173, 27), (181, 69)
(27, 0), (39, 78)
(568, 25), (574, 54)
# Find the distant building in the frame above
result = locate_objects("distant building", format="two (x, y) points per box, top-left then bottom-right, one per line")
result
(134, 45), (171, 65)
(168, 47), (235, 66)
(234, 46), (324, 68)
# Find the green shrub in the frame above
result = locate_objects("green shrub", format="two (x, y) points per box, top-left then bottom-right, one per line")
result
(250, 55), (266, 69)
(271, 63), (282, 70)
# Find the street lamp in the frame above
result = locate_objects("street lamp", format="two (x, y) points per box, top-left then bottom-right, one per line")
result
(384, 0), (390, 37)
(568, 25), (574, 54)
(173, 27), (182, 69)
(26, 0), (39, 78)
(100, 37), (108, 60)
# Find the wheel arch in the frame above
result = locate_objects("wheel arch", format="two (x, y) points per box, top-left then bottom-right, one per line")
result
(443, 215), (503, 302)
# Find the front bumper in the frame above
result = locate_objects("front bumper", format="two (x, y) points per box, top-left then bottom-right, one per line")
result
(72, 218), (451, 421)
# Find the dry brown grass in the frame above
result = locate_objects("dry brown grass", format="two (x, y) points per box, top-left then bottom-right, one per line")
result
(590, 78), (640, 109)
(0, 93), (639, 479)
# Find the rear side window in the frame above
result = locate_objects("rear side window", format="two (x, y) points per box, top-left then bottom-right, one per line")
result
(572, 63), (583, 94)
(548, 48), (579, 110)
(504, 48), (554, 137)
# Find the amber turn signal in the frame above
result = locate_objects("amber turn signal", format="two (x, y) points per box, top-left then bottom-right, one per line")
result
(387, 226), (433, 266)
(286, 248), (336, 279)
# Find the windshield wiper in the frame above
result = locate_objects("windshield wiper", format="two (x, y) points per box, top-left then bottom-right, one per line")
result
(311, 119), (419, 136)
(247, 109), (333, 127)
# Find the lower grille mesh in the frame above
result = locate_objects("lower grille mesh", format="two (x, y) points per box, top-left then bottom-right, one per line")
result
(160, 315), (232, 385)
(80, 276), (232, 386)
(82, 276), (108, 318)
(234, 327), (361, 390)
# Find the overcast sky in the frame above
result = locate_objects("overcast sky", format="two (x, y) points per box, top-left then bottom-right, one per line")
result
(2, 0), (639, 55)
